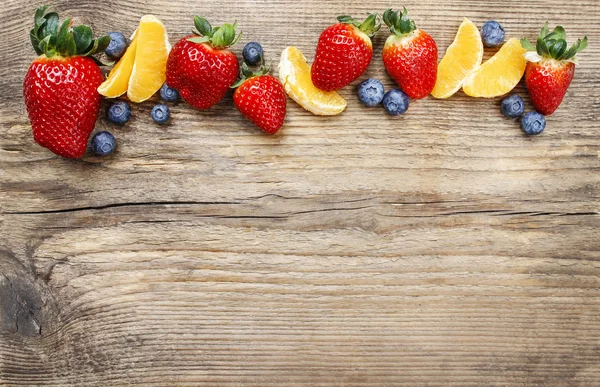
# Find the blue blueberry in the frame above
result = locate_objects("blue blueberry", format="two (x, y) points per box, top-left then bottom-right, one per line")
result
(160, 83), (180, 102)
(107, 101), (131, 125)
(105, 32), (128, 59)
(242, 42), (263, 66)
(501, 94), (525, 118)
(151, 104), (170, 124)
(481, 21), (505, 48)
(91, 131), (116, 156)
(382, 89), (410, 116)
(358, 78), (385, 107)
(521, 112), (546, 135)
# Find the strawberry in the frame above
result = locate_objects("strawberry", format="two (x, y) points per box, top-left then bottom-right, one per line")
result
(233, 64), (286, 134)
(521, 23), (588, 115)
(382, 8), (438, 99)
(166, 17), (241, 110)
(23, 6), (109, 158)
(311, 14), (380, 92)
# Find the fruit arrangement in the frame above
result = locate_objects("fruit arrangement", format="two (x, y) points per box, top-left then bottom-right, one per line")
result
(23, 6), (588, 158)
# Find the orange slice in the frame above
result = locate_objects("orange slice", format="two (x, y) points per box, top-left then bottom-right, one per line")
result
(431, 18), (483, 99)
(278, 46), (346, 116)
(127, 15), (171, 103)
(98, 30), (138, 98)
(462, 38), (527, 98)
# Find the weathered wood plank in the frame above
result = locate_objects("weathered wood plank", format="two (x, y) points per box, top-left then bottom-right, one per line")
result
(1, 0), (599, 385)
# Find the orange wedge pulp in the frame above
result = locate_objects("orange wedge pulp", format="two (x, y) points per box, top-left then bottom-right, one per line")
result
(98, 15), (170, 103)
(462, 38), (527, 98)
(431, 18), (483, 99)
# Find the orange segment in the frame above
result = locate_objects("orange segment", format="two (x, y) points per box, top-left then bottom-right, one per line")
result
(127, 15), (170, 103)
(462, 38), (527, 98)
(98, 30), (138, 98)
(431, 18), (483, 99)
(278, 46), (346, 116)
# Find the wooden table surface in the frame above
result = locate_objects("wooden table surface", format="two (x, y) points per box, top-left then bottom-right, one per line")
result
(1, 0), (600, 385)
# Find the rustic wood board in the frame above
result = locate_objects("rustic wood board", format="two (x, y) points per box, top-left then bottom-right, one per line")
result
(1, 0), (600, 385)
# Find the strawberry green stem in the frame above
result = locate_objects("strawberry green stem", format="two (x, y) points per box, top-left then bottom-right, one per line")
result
(383, 8), (417, 36)
(231, 62), (270, 89)
(188, 16), (242, 49)
(29, 5), (109, 58)
(337, 13), (381, 38)
(521, 22), (588, 61)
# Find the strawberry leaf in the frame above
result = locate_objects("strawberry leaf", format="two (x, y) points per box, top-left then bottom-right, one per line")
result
(33, 5), (49, 36)
(539, 22), (549, 40)
(187, 36), (210, 44)
(30, 30), (43, 55)
(65, 33), (77, 57)
(548, 39), (567, 59)
(521, 38), (536, 51)
(55, 18), (71, 54)
(40, 12), (59, 42)
(194, 16), (212, 36)
(561, 36), (588, 60)
(38, 35), (52, 56)
(72, 25), (93, 54)
(545, 25), (566, 41)
(536, 35), (550, 57)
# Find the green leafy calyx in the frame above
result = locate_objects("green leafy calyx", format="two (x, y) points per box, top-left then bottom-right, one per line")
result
(231, 62), (270, 89)
(188, 16), (242, 49)
(29, 5), (109, 58)
(337, 13), (381, 38)
(521, 23), (588, 61)
(383, 8), (417, 36)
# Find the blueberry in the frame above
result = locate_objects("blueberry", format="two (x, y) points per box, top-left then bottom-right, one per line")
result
(501, 94), (525, 118)
(107, 101), (131, 125)
(382, 89), (410, 116)
(151, 104), (170, 124)
(160, 83), (180, 102)
(105, 32), (128, 59)
(91, 131), (116, 156)
(481, 21), (505, 48)
(521, 112), (546, 135)
(242, 42), (263, 66)
(358, 78), (385, 107)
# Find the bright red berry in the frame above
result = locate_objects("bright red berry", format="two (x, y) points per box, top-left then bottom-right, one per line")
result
(233, 64), (286, 134)
(23, 6), (109, 158)
(382, 8), (438, 99)
(311, 14), (380, 92)
(522, 24), (587, 115)
(166, 17), (241, 110)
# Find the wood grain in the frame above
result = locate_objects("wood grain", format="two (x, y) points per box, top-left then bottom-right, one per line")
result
(1, 0), (600, 385)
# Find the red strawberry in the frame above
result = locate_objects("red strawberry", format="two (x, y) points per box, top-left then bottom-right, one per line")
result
(382, 8), (438, 99)
(233, 64), (286, 134)
(166, 17), (241, 110)
(23, 6), (109, 158)
(522, 23), (588, 115)
(311, 14), (380, 92)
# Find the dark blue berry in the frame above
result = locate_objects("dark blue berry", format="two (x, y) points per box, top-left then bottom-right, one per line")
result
(107, 101), (131, 125)
(501, 94), (525, 118)
(151, 104), (170, 124)
(521, 112), (546, 135)
(242, 42), (263, 66)
(105, 32), (128, 59)
(481, 21), (505, 48)
(382, 89), (410, 116)
(357, 78), (385, 107)
(91, 131), (116, 156)
(160, 83), (180, 102)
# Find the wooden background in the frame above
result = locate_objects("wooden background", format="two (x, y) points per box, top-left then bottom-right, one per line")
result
(1, 0), (600, 385)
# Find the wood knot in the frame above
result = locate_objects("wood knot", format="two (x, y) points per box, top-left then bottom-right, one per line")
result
(0, 274), (42, 336)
